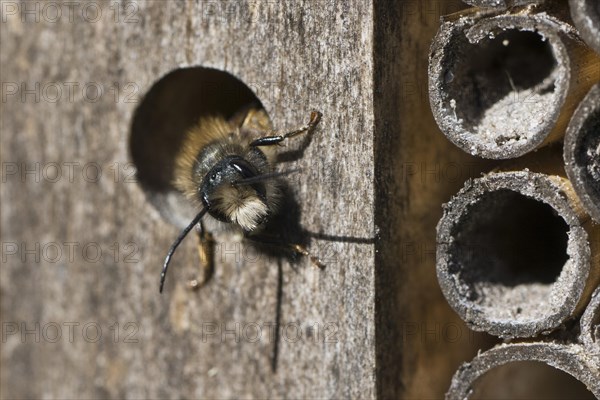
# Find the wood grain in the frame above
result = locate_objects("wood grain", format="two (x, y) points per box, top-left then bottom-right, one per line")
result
(373, 1), (499, 398)
(1, 1), (375, 398)
(0, 1), (536, 398)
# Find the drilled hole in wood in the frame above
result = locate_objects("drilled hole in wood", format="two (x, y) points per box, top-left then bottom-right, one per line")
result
(129, 67), (267, 228)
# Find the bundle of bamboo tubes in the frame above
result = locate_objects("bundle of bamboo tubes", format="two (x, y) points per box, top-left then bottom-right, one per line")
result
(430, 1), (600, 398)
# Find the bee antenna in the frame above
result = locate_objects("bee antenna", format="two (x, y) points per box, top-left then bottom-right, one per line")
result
(232, 169), (301, 186)
(159, 208), (208, 293)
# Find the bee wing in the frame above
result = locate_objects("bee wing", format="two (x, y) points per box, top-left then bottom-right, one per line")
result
(229, 106), (273, 138)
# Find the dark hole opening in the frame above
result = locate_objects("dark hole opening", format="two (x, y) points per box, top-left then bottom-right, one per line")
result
(447, 29), (557, 130)
(129, 67), (266, 227)
(452, 189), (568, 288)
(574, 108), (600, 202)
(128, 66), (316, 268)
(472, 361), (595, 399)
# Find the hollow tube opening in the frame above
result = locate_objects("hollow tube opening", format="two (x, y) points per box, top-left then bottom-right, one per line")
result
(574, 109), (600, 209)
(449, 189), (569, 321)
(446, 29), (558, 143)
(569, 0), (600, 54)
(470, 361), (596, 399)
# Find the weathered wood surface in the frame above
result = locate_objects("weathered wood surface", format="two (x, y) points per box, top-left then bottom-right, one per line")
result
(0, 1), (515, 399)
(373, 1), (500, 398)
(1, 1), (375, 398)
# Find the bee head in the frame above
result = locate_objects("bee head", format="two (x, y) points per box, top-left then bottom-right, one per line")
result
(200, 156), (269, 231)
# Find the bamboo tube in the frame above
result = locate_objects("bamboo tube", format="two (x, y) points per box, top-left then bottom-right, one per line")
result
(564, 83), (600, 223)
(581, 286), (600, 363)
(569, 0), (600, 54)
(436, 170), (600, 338)
(462, 0), (543, 8)
(428, 4), (600, 159)
(446, 343), (600, 399)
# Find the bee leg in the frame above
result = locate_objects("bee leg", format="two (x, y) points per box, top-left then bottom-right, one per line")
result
(187, 222), (215, 291)
(231, 106), (272, 132)
(249, 111), (322, 147)
(243, 233), (325, 269)
(289, 243), (326, 269)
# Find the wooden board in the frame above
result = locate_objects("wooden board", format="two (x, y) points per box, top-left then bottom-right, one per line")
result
(1, 1), (501, 398)
(373, 1), (498, 398)
(1, 1), (375, 398)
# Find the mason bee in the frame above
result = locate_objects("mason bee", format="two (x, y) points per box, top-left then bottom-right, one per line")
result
(159, 108), (324, 293)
